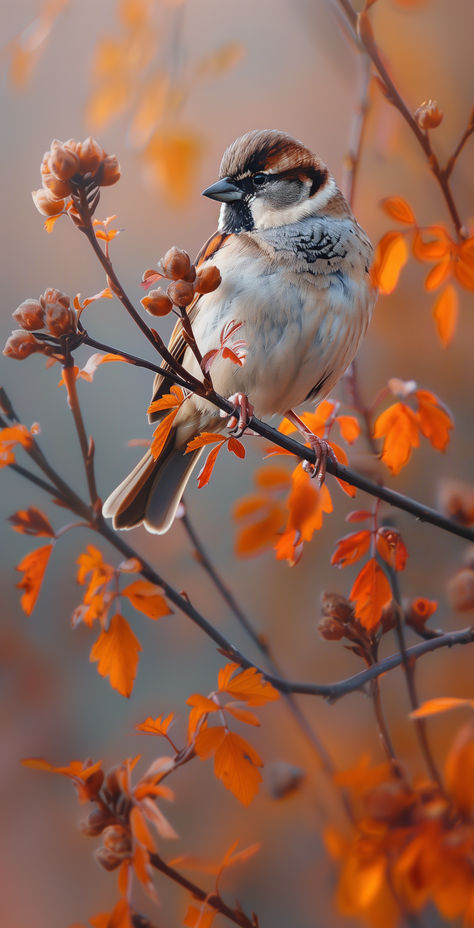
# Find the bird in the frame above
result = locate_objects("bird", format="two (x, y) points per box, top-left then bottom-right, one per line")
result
(103, 129), (375, 534)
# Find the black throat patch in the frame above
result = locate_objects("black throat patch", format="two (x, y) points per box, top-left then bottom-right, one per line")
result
(220, 198), (255, 233)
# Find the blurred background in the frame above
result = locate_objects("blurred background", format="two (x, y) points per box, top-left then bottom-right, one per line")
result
(1, 1), (473, 926)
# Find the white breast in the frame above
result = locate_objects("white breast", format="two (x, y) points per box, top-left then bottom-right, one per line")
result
(182, 234), (374, 420)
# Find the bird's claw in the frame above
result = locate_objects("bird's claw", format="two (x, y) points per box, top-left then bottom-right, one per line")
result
(302, 436), (337, 487)
(225, 392), (254, 438)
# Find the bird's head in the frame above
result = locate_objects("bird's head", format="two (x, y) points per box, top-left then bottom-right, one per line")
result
(202, 129), (350, 233)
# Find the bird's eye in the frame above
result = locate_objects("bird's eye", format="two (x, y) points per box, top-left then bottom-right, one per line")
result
(252, 172), (267, 187)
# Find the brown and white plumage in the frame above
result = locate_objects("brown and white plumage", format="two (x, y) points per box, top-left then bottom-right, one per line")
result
(103, 130), (375, 534)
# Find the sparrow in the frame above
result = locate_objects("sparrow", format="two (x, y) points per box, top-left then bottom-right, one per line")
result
(103, 129), (375, 534)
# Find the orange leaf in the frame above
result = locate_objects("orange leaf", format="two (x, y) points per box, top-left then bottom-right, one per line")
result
(380, 196), (416, 225)
(373, 402), (420, 474)
(16, 544), (53, 615)
(150, 407), (180, 460)
(410, 698), (474, 720)
(0, 423), (36, 467)
(331, 530), (371, 567)
(85, 79), (129, 130)
(121, 580), (170, 620)
(184, 905), (216, 928)
(254, 466), (292, 490)
(454, 253), (474, 291)
(350, 558), (392, 631)
(412, 226), (450, 262)
(195, 726), (263, 805)
(234, 500), (285, 557)
(432, 284), (458, 347)
(444, 720), (474, 816)
(225, 705), (260, 726)
(196, 441), (224, 488)
(336, 415), (361, 444)
(415, 389), (453, 452)
(376, 528), (408, 571)
(227, 436), (245, 458)
(424, 254), (452, 291)
(284, 465), (333, 543)
(186, 432), (224, 452)
(371, 232), (408, 294)
(197, 41), (244, 77)
(90, 614), (142, 697)
(89, 898), (133, 928)
(143, 128), (203, 206)
(218, 664), (279, 706)
(76, 353), (128, 383)
(135, 713), (174, 736)
(147, 385), (184, 416)
(9, 506), (55, 537)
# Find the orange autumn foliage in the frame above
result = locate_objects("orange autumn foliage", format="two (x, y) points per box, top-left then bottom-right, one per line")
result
(16, 543), (54, 615)
(373, 386), (453, 475)
(90, 613), (142, 698)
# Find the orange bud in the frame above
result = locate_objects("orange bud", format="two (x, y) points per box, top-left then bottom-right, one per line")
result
(3, 330), (43, 360)
(78, 136), (104, 174)
(98, 154), (121, 186)
(141, 290), (173, 317)
(167, 279), (195, 307)
(13, 299), (45, 330)
(161, 247), (192, 280)
(49, 141), (80, 180)
(41, 288), (70, 310)
(447, 568), (474, 612)
(415, 100), (443, 130)
(102, 824), (132, 856)
(42, 172), (72, 199)
(95, 847), (122, 871)
(32, 188), (66, 217)
(195, 265), (221, 294)
(405, 597), (437, 632)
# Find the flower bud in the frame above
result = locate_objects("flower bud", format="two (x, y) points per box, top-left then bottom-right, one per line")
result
(320, 591), (354, 624)
(41, 287), (70, 310)
(194, 265), (221, 294)
(42, 172), (72, 200)
(447, 568), (474, 612)
(32, 188), (65, 217)
(81, 807), (114, 836)
(161, 247), (192, 280)
(49, 142), (80, 180)
(102, 824), (132, 856)
(98, 154), (121, 186)
(415, 100), (443, 130)
(405, 597), (437, 632)
(40, 151), (51, 176)
(167, 279), (195, 307)
(141, 290), (173, 317)
(3, 330), (43, 360)
(95, 847), (122, 871)
(317, 616), (344, 641)
(78, 136), (104, 174)
(13, 299), (45, 331)
(104, 767), (121, 800)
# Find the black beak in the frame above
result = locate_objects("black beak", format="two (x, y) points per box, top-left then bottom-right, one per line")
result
(202, 177), (244, 202)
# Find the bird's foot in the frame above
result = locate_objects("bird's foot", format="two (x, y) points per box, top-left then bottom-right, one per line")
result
(225, 393), (255, 437)
(285, 409), (337, 487)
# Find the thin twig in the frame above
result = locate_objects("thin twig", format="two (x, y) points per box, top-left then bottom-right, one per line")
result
(334, 0), (465, 237)
(149, 853), (256, 928)
(181, 508), (340, 777)
(387, 565), (444, 789)
(61, 362), (99, 507)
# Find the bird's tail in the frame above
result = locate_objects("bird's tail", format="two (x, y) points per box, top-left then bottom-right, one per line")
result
(102, 433), (204, 534)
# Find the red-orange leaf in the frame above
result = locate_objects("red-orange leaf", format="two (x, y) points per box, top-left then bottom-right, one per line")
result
(196, 441), (225, 488)
(186, 432), (224, 452)
(410, 698), (474, 720)
(350, 558), (392, 631)
(0, 423), (37, 467)
(371, 232), (408, 294)
(415, 389), (453, 452)
(331, 530), (371, 568)
(16, 544), (53, 615)
(373, 402), (420, 474)
(432, 284), (458, 347)
(336, 414), (361, 444)
(217, 663), (279, 706)
(381, 196), (416, 225)
(147, 385), (184, 417)
(150, 408), (180, 460)
(9, 506), (55, 537)
(194, 726), (263, 805)
(90, 613), (142, 697)
(424, 254), (452, 292)
(121, 580), (171, 620)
